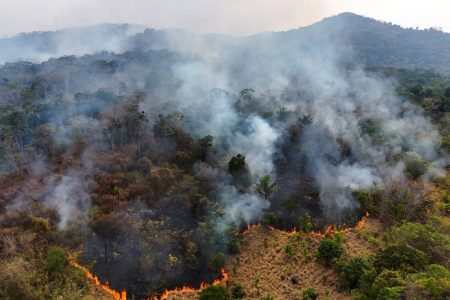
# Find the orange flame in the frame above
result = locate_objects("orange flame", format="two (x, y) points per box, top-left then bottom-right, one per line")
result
(152, 268), (228, 300)
(68, 255), (127, 300)
(242, 211), (370, 238)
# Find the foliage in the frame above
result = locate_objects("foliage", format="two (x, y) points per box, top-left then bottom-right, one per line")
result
(337, 256), (373, 289)
(404, 152), (428, 180)
(199, 285), (231, 300)
(207, 253), (227, 273)
(228, 154), (247, 173)
(389, 222), (450, 266)
(374, 244), (428, 272)
(298, 213), (313, 233)
(302, 287), (319, 300)
(261, 212), (279, 227)
(231, 283), (246, 299)
(45, 246), (68, 278)
(409, 264), (450, 299)
(317, 237), (344, 266)
(256, 175), (277, 200)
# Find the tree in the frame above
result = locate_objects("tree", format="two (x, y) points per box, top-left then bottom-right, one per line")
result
(228, 154), (246, 173)
(337, 256), (373, 289)
(374, 244), (428, 272)
(256, 175), (277, 200)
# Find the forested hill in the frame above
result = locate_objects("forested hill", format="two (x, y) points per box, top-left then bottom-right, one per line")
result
(305, 12), (450, 73)
(2, 13), (450, 74)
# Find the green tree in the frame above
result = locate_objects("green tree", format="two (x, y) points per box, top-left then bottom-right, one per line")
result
(337, 256), (373, 289)
(256, 175), (277, 200)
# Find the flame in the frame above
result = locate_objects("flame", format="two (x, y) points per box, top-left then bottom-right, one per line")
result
(242, 223), (261, 235)
(151, 268), (228, 300)
(68, 255), (127, 300)
(242, 211), (370, 238)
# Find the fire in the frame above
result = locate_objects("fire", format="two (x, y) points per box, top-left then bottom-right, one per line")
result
(68, 255), (127, 300)
(242, 211), (370, 238)
(152, 268), (229, 300)
(242, 223), (261, 235)
(69, 211), (370, 300)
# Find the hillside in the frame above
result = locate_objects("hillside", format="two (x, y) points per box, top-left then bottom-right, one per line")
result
(2, 13), (450, 73)
(0, 11), (449, 300)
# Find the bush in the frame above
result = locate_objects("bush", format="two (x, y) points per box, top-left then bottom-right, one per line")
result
(317, 238), (344, 266)
(374, 244), (428, 272)
(410, 264), (450, 299)
(390, 222), (450, 265)
(372, 270), (405, 299)
(45, 246), (68, 278)
(337, 256), (373, 289)
(378, 181), (427, 225)
(228, 154), (246, 173)
(199, 285), (230, 300)
(261, 212), (279, 227)
(404, 152), (428, 180)
(353, 188), (383, 217)
(299, 214), (313, 233)
(302, 287), (319, 299)
(231, 283), (246, 299)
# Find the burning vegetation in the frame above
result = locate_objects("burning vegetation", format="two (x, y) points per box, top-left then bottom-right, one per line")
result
(0, 14), (449, 300)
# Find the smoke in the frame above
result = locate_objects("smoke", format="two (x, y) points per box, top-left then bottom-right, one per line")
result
(44, 172), (90, 229)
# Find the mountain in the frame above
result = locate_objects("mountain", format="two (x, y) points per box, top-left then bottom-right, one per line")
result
(0, 24), (146, 64)
(1, 13), (450, 74)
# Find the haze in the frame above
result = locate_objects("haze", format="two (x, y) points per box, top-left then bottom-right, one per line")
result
(1, 0), (449, 37)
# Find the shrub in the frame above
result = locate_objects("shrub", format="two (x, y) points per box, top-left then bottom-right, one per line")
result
(410, 264), (450, 299)
(45, 246), (68, 278)
(199, 285), (230, 300)
(317, 238), (344, 266)
(285, 244), (294, 260)
(299, 214), (313, 233)
(378, 181), (427, 225)
(404, 152), (427, 180)
(390, 222), (450, 265)
(353, 188), (383, 217)
(337, 256), (373, 289)
(261, 212), (279, 227)
(228, 154), (246, 173)
(374, 244), (428, 272)
(302, 287), (319, 299)
(231, 283), (246, 299)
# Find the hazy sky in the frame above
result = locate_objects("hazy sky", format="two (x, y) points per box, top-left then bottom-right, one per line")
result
(0, 0), (449, 36)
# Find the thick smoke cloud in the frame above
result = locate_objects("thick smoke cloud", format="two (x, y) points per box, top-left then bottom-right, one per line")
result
(2, 16), (447, 236)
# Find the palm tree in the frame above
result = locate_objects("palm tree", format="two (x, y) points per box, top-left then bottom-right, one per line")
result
(256, 175), (277, 200)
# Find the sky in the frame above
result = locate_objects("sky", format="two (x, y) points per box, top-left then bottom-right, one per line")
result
(0, 0), (449, 37)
